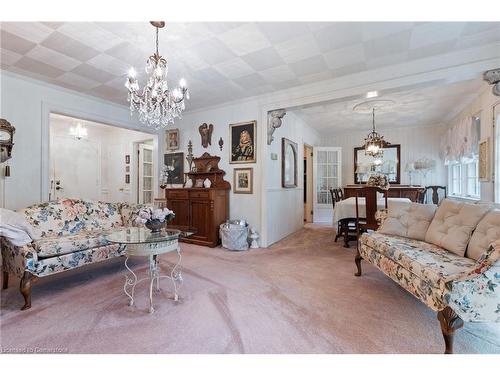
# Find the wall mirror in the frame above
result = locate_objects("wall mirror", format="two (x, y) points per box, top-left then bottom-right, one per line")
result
(282, 138), (298, 188)
(354, 143), (401, 184)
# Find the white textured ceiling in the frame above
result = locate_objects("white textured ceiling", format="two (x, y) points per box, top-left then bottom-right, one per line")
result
(1, 22), (499, 110)
(290, 79), (483, 134)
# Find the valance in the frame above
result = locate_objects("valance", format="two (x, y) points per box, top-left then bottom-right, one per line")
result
(440, 116), (479, 165)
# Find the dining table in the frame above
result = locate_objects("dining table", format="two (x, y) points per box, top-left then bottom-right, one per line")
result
(332, 197), (411, 223)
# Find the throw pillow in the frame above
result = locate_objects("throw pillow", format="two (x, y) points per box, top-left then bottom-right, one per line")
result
(378, 202), (437, 241)
(466, 209), (500, 260)
(425, 199), (490, 256)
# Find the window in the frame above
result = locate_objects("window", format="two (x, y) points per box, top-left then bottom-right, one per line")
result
(448, 159), (480, 199)
(447, 115), (481, 200)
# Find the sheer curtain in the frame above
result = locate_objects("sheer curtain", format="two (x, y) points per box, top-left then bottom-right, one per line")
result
(440, 116), (479, 165)
(495, 104), (500, 203)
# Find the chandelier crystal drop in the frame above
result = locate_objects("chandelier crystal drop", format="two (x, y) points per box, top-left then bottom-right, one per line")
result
(125, 22), (189, 129)
(364, 108), (384, 158)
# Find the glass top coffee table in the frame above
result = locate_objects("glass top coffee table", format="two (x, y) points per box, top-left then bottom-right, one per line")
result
(106, 227), (194, 314)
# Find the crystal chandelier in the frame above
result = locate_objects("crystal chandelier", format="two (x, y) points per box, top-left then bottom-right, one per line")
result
(125, 21), (189, 129)
(364, 107), (384, 158)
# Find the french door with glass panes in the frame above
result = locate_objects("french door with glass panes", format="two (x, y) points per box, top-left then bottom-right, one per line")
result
(138, 143), (154, 204)
(313, 147), (342, 223)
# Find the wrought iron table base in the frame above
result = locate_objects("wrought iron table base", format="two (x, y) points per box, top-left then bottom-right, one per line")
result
(123, 251), (182, 313)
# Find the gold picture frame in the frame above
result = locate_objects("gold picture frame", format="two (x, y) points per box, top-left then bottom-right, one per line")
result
(478, 138), (490, 182)
(229, 120), (257, 164)
(233, 168), (253, 194)
(166, 128), (180, 151)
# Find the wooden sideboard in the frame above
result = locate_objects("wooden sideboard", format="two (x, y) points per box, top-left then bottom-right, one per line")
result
(157, 152), (230, 247)
(343, 185), (424, 202)
(158, 187), (229, 247)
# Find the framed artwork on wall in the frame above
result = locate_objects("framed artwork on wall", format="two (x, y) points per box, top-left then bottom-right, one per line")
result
(233, 168), (253, 194)
(282, 138), (298, 188)
(166, 128), (180, 151)
(125, 154), (130, 164)
(125, 174), (130, 184)
(230, 120), (256, 164)
(479, 138), (490, 182)
(164, 152), (184, 185)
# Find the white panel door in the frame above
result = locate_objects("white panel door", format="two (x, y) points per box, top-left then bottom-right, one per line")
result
(51, 135), (100, 201)
(313, 146), (342, 223)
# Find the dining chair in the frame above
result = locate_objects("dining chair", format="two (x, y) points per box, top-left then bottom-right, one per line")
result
(424, 186), (447, 205)
(415, 188), (426, 203)
(330, 189), (344, 243)
(337, 188), (345, 201)
(333, 188), (341, 202)
(354, 186), (388, 276)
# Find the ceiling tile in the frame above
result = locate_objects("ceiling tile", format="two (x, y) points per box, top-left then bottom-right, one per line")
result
(364, 30), (411, 59)
(298, 70), (334, 85)
(410, 23), (466, 49)
(409, 40), (458, 60)
(203, 22), (242, 34)
(272, 79), (302, 91)
(41, 31), (100, 61)
(1, 48), (22, 66)
(26, 45), (81, 71)
(89, 84), (123, 99)
(461, 22), (500, 36)
(259, 65), (296, 83)
(57, 22), (124, 52)
(14, 56), (65, 78)
(233, 73), (267, 89)
(323, 44), (365, 69)
(174, 49), (209, 71)
(289, 55), (328, 77)
(313, 23), (363, 52)
(258, 22), (311, 44)
(55, 72), (101, 90)
(86, 53), (131, 76)
(190, 67), (228, 85)
(104, 42), (145, 67)
(330, 62), (367, 78)
(274, 33), (321, 64)
(218, 23), (271, 56)
(241, 47), (284, 71)
(0, 29), (36, 54)
(191, 37), (236, 65)
(71, 63), (117, 83)
(41, 22), (64, 29)
(1, 22), (54, 43)
(365, 51), (409, 69)
(361, 22), (414, 41)
(213, 57), (256, 79)
(455, 28), (500, 49)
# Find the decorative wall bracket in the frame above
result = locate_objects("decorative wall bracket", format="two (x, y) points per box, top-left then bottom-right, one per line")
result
(267, 109), (286, 145)
(483, 68), (500, 96)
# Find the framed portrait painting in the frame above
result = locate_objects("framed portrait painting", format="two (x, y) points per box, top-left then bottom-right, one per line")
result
(230, 120), (256, 164)
(282, 138), (298, 188)
(163, 152), (184, 185)
(233, 168), (253, 194)
(166, 128), (180, 151)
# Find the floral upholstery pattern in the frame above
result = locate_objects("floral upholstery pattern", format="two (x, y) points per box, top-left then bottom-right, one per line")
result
(33, 231), (110, 258)
(18, 199), (122, 238)
(360, 232), (500, 322)
(1, 199), (151, 281)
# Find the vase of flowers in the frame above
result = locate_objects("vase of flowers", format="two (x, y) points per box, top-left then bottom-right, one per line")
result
(367, 173), (390, 190)
(135, 207), (176, 233)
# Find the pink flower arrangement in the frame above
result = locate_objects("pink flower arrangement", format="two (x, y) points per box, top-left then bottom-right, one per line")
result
(134, 207), (175, 225)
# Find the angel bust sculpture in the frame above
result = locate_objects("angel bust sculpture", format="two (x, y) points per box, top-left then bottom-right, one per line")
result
(199, 123), (214, 148)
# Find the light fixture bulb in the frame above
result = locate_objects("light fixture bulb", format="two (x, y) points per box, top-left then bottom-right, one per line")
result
(128, 67), (137, 78)
(366, 91), (378, 99)
(179, 78), (187, 88)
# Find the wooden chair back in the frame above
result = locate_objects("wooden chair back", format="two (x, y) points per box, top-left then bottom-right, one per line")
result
(329, 188), (336, 209)
(424, 186), (447, 205)
(336, 188), (344, 201)
(355, 186), (388, 233)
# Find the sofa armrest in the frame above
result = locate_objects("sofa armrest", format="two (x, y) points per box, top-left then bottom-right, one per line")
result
(443, 240), (500, 322)
(1, 237), (38, 277)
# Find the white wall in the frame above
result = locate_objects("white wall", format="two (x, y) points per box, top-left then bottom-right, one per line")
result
(319, 124), (447, 187)
(445, 83), (500, 202)
(265, 112), (320, 245)
(0, 72), (160, 210)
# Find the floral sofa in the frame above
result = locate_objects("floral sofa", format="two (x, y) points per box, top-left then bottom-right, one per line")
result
(356, 199), (500, 354)
(1, 198), (150, 310)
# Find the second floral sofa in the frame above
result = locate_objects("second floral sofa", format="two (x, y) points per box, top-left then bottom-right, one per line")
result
(1, 198), (150, 310)
(357, 199), (500, 354)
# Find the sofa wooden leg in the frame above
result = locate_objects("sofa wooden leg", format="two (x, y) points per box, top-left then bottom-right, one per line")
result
(354, 248), (362, 276)
(2, 271), (8, 289)
(437, 307), (464, 354)
(20, 271), (33, 311)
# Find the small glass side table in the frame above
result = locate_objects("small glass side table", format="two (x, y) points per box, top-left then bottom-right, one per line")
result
(106, 227), (194, 313)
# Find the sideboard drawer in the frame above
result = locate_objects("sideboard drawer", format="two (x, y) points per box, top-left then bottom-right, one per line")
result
(165, 189), (189, 200)
(189, 190), (210, 199)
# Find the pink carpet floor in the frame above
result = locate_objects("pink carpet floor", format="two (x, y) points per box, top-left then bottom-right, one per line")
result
(1, 224), (499, 354)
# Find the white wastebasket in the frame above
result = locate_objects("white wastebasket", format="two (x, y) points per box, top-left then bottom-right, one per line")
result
(220, 220), (249, 251)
